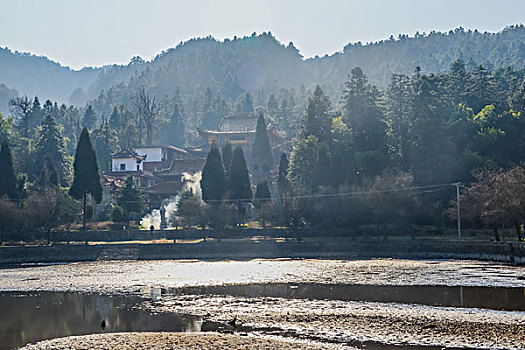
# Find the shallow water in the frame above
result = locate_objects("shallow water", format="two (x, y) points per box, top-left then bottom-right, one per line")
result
(171, 283), (525, 311)
(0, 292), (200, 350)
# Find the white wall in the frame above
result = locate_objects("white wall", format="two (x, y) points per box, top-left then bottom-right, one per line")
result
(135, 147), (163, 162)
(111, 157), (143, 172)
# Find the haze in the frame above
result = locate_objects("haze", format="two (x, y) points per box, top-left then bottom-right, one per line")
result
(0, 0), (524, 70)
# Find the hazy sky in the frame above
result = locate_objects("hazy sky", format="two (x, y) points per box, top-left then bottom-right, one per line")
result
(1, 0), (524, 70)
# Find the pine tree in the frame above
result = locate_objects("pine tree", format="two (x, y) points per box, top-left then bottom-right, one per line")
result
(222, 141), (233, 178)
(109, 106), (121, 131)
(117, 176), (144, 221)
(252, 112), (273, 174)
(82, 105), (97, 130)
(164, 103), (185, 147)
(69, 128), (102, 228)
(0, 141), (18, 200)
(236, 93), (254, 115)
(200, 144), (225, 204)
(38, 156), (59, 189)
(301, 86), (331, 142)
(34, 115), (70, 185)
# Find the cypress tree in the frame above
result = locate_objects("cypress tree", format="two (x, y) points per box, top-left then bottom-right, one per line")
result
(277, 153), (290, 195)
(228, 146), (252, 201)
(0, 141), (18, 200)
(254, 180), (271, 208)
(222, 141), (233, 178)
(200, 143), (225, 204)
(34, 115), (69, 185)
(252, 113), (273, 174)
(228, 146), (252, 226)
(69, 128), (103, 228)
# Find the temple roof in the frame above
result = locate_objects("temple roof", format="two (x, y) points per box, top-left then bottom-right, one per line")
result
(155, 158), (206, 177)
(218, 115), (258, 132)
(111, 149), (146, 160)
(143, 181), (183, 195)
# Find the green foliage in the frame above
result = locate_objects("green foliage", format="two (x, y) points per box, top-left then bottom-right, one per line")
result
(301, 86), (331, 142)
(111, 205), (125, 223)
(254, 180), (271, 208)
(200, 144), (225, 204)
(0, 141), (18, 200)
(288, 135), (319, 191)
(38, 156), (59, 189)
(252, 113), (273, 172)
(116, 176), (144, 221)
(69, 128), (102, 227)
(82, 105), (97, 130)
(228, 146), (252, 201)
(34, 115), (70, 185)
(221, 141), (233, 178)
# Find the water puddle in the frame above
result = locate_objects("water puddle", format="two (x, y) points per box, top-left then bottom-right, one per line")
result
(169, 283), (525, 311)
(0, 292), (201, 350)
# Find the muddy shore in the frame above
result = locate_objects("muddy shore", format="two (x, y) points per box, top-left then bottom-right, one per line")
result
(2, 259), (524, 349)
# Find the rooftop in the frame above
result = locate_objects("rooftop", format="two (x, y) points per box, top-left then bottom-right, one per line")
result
(111, 149), (146, 160)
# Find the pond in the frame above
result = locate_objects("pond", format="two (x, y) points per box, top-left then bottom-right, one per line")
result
(0, 291), (201, 350)
(2, 283), (524, 349)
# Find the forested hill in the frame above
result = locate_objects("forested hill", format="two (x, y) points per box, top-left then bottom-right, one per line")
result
(1, 25), (525, 109)
(0, 47), (100, 103)
(80, 26), (525, 114)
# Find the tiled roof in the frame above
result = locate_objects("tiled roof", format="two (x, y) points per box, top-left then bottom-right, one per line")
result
(111, 149), (145, 159)
(155, 158), (206, 176)
(143, 181), (183, 195)
(217, 115), (258, 132)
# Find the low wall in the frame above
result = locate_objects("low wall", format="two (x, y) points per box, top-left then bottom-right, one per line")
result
(0, 239), (524, 265)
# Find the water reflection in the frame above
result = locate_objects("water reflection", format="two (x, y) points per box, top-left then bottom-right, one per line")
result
(172, 283), (525, 311)
(0, 292), (201, 350)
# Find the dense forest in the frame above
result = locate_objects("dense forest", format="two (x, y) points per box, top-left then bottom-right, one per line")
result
(1, 25), (525, 109)
(1, 26), (525, 239)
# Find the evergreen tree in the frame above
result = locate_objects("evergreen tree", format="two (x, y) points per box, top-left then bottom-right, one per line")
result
(222, 141), (233, 178)
(38, 156), (59, 189)
(277, 153), (290, 195)
(117, 176), (144, 221)
(109, 106), (121, 131)
(69, 128), (103, 228)
(236, 93), (254, 115)
(34, 115), (70, 185)
(93, 118), (116, 173)
(29, 96), (43, 131)
(200, 144), (225, 204)
(228, 146), (252, 226)
(301, 86), (332, 142)
(0, 141), (18, 200)
(82, 105), (97, 130)
(252, 112), (273, 174)
(312, 143), (332, 191)
(254, 180), (271, 208)
(164, 102), (185, 146)
(288, 135), (319, 191)
(228, 146), (252, 201)
(342, 67), (388, 177)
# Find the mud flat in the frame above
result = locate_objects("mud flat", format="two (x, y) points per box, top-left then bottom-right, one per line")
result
(1, 259), (524, 349)
(20, 332), (337, 350)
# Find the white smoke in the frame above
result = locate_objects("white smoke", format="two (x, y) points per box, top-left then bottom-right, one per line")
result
(140, 171), (202, 229)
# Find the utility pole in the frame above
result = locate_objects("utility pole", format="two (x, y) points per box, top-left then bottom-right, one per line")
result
(454, 182), (461, 239)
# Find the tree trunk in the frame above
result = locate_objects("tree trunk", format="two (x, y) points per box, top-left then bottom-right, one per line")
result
(82, 192), (87, 229)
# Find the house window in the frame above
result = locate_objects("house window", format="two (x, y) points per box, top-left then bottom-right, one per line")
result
(137, 164), (140, 171)
(120, 164), (126, 171)
(228, 135), (247, 143)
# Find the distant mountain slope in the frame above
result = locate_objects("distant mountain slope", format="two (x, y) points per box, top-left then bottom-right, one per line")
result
(77, 26), (525, 109)
(0, 83), (18, 115)
(1, 25), (525, 108)
(0, 47), (100, 102)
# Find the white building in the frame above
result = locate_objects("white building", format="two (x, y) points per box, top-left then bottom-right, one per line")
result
(110, 149), (145, 172)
